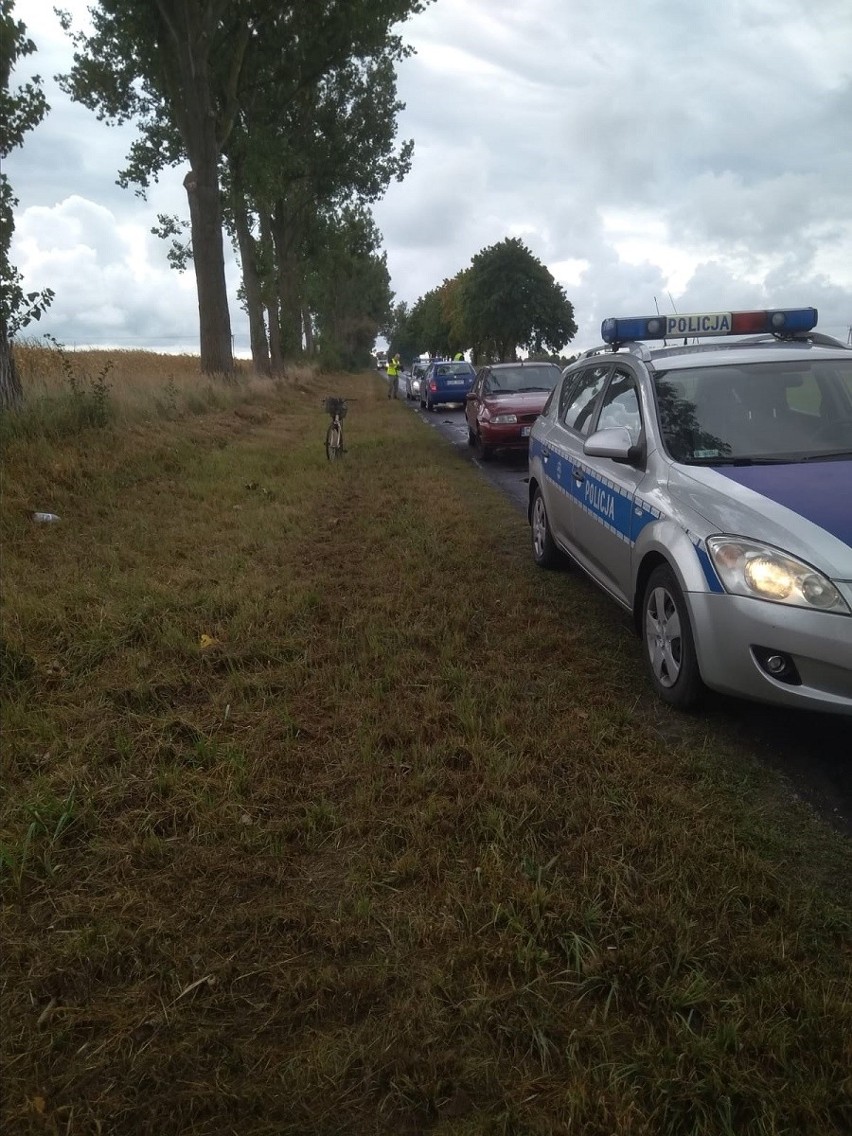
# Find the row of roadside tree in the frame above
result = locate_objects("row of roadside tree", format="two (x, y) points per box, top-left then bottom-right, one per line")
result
(0, 0), (433, 407)
(382, 236), (579, 366)
(1, 1), (580, 410)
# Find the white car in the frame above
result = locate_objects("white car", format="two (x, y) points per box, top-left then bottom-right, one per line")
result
(406, 362), (428, 400)
(528, 306), (852, 715)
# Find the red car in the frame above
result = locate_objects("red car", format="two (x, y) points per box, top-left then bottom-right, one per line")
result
(465, 361), (562, 460)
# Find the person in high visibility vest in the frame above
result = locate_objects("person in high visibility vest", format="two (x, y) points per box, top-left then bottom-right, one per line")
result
(453, 351), (464, 361)
(387, 353), (402, 399)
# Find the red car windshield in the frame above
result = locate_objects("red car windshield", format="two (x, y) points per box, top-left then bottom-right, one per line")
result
(488, 365), (560, 393)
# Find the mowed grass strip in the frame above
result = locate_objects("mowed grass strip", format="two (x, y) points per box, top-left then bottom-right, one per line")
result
(1, 368), (850, 1136)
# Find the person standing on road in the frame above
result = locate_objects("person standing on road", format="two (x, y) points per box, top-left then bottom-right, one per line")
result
(387, 352), (401, 399)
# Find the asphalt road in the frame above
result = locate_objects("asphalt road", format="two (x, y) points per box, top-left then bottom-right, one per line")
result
(398, 387), (852, 839)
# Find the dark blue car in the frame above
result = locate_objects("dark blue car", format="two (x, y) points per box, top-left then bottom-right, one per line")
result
(420, 360), (476, 411)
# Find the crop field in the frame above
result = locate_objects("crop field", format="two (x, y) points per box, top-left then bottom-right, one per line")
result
(1, 347), (850, 1135)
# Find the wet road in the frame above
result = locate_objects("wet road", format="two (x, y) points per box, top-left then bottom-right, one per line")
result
(403, 395), (852, 838)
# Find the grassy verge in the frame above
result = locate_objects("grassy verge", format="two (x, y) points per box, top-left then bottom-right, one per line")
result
(3, 340), (296, 441)
(1, 366), (850, 1135)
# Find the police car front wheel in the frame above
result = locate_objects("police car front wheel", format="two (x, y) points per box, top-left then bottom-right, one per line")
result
(642, 565), (703, 710)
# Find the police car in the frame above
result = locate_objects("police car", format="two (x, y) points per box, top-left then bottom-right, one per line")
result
(527, 307), (852, 715)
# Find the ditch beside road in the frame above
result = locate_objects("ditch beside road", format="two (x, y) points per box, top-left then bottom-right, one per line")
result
(405, 395), (852, 839)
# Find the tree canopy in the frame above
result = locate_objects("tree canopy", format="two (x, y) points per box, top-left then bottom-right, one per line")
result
(460, 238), (577, 362)
(385, 239), (578, 365)
(59, 0), (431, 374)
(306, 206), (392, 371)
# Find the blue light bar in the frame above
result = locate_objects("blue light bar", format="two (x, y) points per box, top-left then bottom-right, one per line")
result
(600, 307), (819, 344)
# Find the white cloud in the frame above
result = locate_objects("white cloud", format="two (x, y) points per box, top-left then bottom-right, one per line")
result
(11, 196), (237, 351)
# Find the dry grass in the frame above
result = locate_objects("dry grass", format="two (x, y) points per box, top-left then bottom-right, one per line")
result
(1, 355), (851, 1135)
(5, 341), (318, 438)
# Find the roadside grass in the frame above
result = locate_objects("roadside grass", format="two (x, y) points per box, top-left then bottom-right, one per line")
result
(1, 362), (850, 1134)
(4, 341), (314, 442)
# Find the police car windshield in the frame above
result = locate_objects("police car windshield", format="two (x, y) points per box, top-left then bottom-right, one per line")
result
(654, 359), (852, 464)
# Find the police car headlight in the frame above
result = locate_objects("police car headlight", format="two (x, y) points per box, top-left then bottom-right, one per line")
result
(706, 538), (850, 614)
(491, 413), (518, 425)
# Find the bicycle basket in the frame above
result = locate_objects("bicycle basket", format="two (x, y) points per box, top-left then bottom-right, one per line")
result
(324, 397), (348, 419)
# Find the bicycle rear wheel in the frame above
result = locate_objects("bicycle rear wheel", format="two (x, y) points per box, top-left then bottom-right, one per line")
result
(325, 421), (344, 460)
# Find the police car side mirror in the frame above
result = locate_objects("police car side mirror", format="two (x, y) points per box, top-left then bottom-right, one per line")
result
(584, 426), (637, 464)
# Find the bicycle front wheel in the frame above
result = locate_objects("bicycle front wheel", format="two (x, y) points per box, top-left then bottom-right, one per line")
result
(325, 421), (344, 461)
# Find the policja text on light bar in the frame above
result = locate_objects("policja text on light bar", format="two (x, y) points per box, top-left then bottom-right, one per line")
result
(600, 307), (819, 345)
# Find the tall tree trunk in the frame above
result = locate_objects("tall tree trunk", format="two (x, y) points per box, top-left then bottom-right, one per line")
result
(184, 161), (233, 376)
(267, 303), (283, 376)
(230, 181), (270, 375)
(258, 210), (283, 375)
(272, 202), (303, 358)
(160, 0), (235, 376)
(303, 307), (314, 354)
(282, 272), (303, 358)
(0, 320), (23, 410)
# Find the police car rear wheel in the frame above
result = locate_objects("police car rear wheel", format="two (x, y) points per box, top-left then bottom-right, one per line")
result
(531, 489), (562, 570)
(642, 565), (702, 709)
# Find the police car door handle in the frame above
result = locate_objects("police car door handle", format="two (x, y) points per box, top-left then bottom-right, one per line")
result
(572, 467), (585, 483)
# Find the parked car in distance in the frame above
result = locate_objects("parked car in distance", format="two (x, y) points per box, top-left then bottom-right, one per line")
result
(420, 360), (476, 411)
(465, 361), (562, 460)
(528, 305), (852, 716)
(375, 351), (388, 370)
(406, 359), (429, 400)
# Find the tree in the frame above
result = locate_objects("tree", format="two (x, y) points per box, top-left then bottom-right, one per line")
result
(306, 207), (392, 371)
(460, 238), (577, 362)
(224, 42), (414, 372)
(59, 1), (246, 375)
(383, 300), (420, 362)
(407, 286), (454, 358)
(439, 271), (470, 358)
(1, 0), (51, 409)
(59, 0), (432, 376)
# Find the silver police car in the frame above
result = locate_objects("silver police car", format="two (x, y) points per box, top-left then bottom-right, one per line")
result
(528, 307), (852, 714)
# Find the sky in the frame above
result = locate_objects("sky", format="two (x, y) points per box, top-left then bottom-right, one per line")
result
(6, 0), (852, 358)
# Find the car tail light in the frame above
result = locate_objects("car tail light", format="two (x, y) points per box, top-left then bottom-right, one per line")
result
(429, 380), (437, 391)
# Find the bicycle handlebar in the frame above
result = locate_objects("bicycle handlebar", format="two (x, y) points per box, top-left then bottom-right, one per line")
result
(323, 396), (352, 418)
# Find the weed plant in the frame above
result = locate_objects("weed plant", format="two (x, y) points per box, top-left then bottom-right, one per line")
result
(1, 365), (850, 1134)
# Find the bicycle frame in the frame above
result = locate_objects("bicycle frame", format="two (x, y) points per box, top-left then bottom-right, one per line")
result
(324, 397), (348, 461)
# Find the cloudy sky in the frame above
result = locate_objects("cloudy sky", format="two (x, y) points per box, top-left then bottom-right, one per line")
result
(7, 0), (852, 357)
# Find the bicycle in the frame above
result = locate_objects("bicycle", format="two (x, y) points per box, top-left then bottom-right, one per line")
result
(323, 396), (348, 460)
